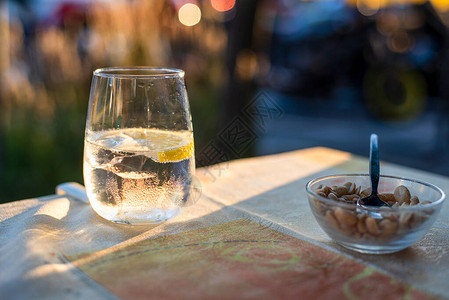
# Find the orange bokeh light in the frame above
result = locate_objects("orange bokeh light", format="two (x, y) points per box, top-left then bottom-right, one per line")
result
(210, 0), (236, 12)
(430, 0), (449, 12)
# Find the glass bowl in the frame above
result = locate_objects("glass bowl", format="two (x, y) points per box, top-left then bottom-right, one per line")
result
(306, 174), (445, 254)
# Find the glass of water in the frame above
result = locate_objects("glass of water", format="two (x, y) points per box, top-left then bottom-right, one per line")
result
(83, 67), (195, 225)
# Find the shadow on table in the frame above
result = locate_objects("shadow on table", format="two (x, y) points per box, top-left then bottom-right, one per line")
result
(1, 161), (447, 299)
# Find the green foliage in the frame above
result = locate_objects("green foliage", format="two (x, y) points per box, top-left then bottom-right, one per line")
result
(0, 88), (88, 203)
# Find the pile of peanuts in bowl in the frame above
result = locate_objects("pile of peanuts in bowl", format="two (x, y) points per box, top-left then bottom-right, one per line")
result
(306, 174), (445, 254)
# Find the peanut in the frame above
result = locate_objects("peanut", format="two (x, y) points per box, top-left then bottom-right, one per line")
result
(379, 219), (398, 238)
(328, 193), (338, 201)
(343, 182), (356, 194)
(357, 217), (367, 233)
(342, 194), (360, 201)
(317, 186), (331, 196)
(332, 186), (349, 197)
(410, 196), (419, 205)
(366, 217), (380, 235)
(334, 207), (357, 227)
(399, 212), (413, 228)
(379, 193), (396, 204)
(313, 199), (325, 213)
(324, 210), (339, 229)
(361, 187), (371, 197)
(394, 185), (411, 204)
(317, 191), (327, 198)
(313, 181), (432, 243)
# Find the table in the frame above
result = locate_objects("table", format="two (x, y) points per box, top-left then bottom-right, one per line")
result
(1, 147), (448, 299)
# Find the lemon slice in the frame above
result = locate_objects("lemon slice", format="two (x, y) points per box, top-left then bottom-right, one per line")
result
(146, 130), (194, 163)
(91, 128), (194, 163)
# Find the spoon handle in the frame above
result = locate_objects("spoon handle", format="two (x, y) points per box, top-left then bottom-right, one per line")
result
(370, 133), (380, 195)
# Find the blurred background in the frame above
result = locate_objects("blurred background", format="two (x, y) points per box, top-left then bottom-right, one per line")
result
(1, 0), (449, 203)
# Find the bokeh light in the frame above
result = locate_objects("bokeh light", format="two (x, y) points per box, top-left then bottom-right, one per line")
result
(357, 0), (380, 16)
(210, 0), (236, 12)
(178, 3), (202, 27)
(235, 49), (258, 81)
(388, 31), (414, 53)
(430, 0), (449, 13)
(347, 0), (442, 13)
(2, 0), (449, 205)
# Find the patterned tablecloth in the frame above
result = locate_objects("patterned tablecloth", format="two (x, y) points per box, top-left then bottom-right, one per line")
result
(1, 147), (448, 299)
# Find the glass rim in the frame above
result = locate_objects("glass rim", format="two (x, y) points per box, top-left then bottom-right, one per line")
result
(306, 173), (446, 211)
(93, 67), (185, 79)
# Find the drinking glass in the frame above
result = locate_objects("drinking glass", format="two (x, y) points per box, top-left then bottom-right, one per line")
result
(83, 67), (195, 225)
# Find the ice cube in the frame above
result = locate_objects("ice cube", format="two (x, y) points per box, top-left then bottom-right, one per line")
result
(110, 155), (156, 179)
(118, 133), (141, 150)
(111, 155), (147, 173)
(97, 132), (126, 148)
(122, 130), (150, 148)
